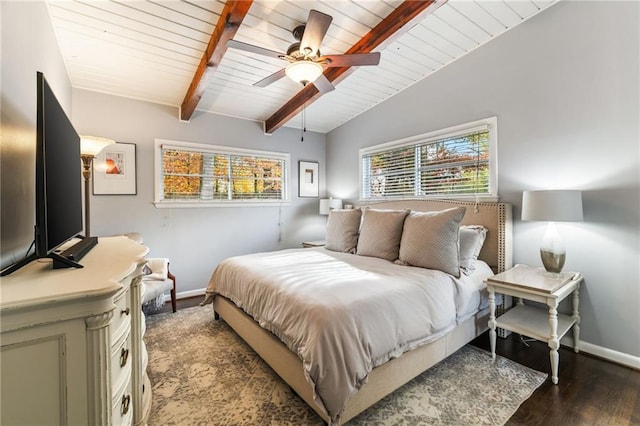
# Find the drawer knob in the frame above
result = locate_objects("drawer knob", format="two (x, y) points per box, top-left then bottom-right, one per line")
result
(121, 307), (130, 316)
(120, 348), (129, 367)
(121, 394), (131, 415)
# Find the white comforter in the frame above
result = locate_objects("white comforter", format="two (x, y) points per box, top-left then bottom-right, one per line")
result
(203, 247), (492, 423)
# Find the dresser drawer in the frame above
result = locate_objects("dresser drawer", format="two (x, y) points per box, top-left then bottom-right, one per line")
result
(111, 331), (132, 389)
(111, 289), (131, 342)
(112, 380), (133, 426)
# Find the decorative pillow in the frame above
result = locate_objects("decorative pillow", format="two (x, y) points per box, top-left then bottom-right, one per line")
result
(143, 258), (169, 280)
(459, 225), (488, 274)
(325, 209), (362, 253)
(397, 207), (466, 277)
(356, 208), (410, 261)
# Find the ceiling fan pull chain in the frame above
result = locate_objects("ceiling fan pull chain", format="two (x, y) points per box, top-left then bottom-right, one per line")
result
(301, 101), (307, 142)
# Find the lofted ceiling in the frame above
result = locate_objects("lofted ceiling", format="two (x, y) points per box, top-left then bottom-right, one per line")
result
(47, 0), (557, 134)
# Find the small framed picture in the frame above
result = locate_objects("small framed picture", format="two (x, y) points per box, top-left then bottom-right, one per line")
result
(93, 142), (137, 195)
(298, 160), (319, 198)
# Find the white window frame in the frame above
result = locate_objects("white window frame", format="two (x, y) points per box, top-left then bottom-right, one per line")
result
(359, 117), (498, 202)
(154, 139), (291, 208)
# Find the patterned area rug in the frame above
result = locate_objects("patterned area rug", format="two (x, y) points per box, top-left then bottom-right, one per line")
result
(145, 306), (546, 425)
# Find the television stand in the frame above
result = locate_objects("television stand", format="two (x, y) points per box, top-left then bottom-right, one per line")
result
(53, 236), (98, 269)
(1, 236), (151, 425)
(0, 236), (98, 276)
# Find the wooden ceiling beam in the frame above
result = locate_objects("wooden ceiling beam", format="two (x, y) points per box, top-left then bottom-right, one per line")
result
(264, 0), (443, 135)
(180, 0), (253, 121)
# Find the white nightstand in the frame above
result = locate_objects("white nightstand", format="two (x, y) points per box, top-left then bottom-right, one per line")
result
(302, 240), (326, 248)
(485, 264), (583, 384)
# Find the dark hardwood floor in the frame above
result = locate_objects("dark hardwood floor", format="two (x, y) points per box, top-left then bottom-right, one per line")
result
(152, 297), (640, 425)
(470, 332), (640, 425)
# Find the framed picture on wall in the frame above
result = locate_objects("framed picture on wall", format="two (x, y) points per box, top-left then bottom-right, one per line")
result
(298, 160), (319, 198)
(93, 142), (137, 195)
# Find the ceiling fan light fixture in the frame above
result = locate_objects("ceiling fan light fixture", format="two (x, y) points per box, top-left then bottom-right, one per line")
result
(285, 61), (323, 85)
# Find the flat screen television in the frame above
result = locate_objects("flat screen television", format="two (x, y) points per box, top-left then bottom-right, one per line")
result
(1, 72), (96, 276)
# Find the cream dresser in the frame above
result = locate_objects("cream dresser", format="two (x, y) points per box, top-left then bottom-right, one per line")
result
(0, 236), (152, 425)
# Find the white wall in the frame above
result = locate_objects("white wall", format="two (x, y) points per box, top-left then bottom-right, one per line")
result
(1, 1), (73, 268)
(326, 1), (640, 362)
(72, 89), (328, 296)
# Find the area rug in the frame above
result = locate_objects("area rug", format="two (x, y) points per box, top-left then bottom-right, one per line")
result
(145, 306), (546, 425)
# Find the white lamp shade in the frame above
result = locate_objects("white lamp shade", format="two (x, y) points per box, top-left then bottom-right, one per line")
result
(319, 198), (343, 215)
(522, 190), (583, 222)
(80, 135), (115, 157)
(285, 61), (323, 84)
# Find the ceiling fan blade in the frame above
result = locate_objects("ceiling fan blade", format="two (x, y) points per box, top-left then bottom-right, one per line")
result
(321, 52), (381, 67)
(227, 39), (284, 60)
(300, 10), (332, 57)
(254, 68), (287, 88)
(312, 74), (334, 94)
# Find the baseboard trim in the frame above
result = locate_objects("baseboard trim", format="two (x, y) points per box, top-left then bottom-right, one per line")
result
(176, 288), (206, 300)
(580, 341), (640, 370)
(158, 288), (206, 306)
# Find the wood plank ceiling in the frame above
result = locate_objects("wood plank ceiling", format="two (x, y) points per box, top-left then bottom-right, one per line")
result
(47, 0), (557, 134)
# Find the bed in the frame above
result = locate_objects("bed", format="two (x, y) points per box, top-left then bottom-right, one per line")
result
(203, 199), (512, 425)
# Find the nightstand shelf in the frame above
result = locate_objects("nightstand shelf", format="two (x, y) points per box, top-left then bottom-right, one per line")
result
(496, 304), (577, 343)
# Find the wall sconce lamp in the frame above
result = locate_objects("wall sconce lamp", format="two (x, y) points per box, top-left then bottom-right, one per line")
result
(80, 135), (115, 237)
(319, 198), (343, 215)
(522, 190), (583, 273)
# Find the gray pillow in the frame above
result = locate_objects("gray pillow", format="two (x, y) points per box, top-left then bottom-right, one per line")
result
(356, 208), (410, 261)
(325, 209), (362, 253)
(397, 207), (466, 277)
(459, 225), (488, 273)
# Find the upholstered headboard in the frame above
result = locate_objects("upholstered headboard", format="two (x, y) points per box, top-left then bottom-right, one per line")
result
(355, 199), (513, 273)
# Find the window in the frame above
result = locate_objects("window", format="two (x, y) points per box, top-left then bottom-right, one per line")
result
(154, 139), (290, 207)
(360, 117), (497, 200)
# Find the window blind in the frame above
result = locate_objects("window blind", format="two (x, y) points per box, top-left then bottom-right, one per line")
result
(361, 123), (492, 200)
(160, 144), (287, 202)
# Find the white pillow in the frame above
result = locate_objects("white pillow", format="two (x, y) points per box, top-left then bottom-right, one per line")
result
(397, 207), (466, 277)
(459, 225), (488, 274)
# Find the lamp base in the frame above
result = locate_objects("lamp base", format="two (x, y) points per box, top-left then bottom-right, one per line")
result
(540, 249), (566, 274)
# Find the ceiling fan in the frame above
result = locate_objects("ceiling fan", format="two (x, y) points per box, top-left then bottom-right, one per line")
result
(227, 9), (381, 94)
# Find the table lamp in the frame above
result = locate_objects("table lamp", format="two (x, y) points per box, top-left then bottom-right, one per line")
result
(319, 198), (343, 215)
(521, 190), (583, 273)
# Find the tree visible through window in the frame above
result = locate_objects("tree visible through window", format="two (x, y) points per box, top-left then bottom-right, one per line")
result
(156, 141), (288, 205)
(361, 118), (496, 200)
(419, 131), (489, 195)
